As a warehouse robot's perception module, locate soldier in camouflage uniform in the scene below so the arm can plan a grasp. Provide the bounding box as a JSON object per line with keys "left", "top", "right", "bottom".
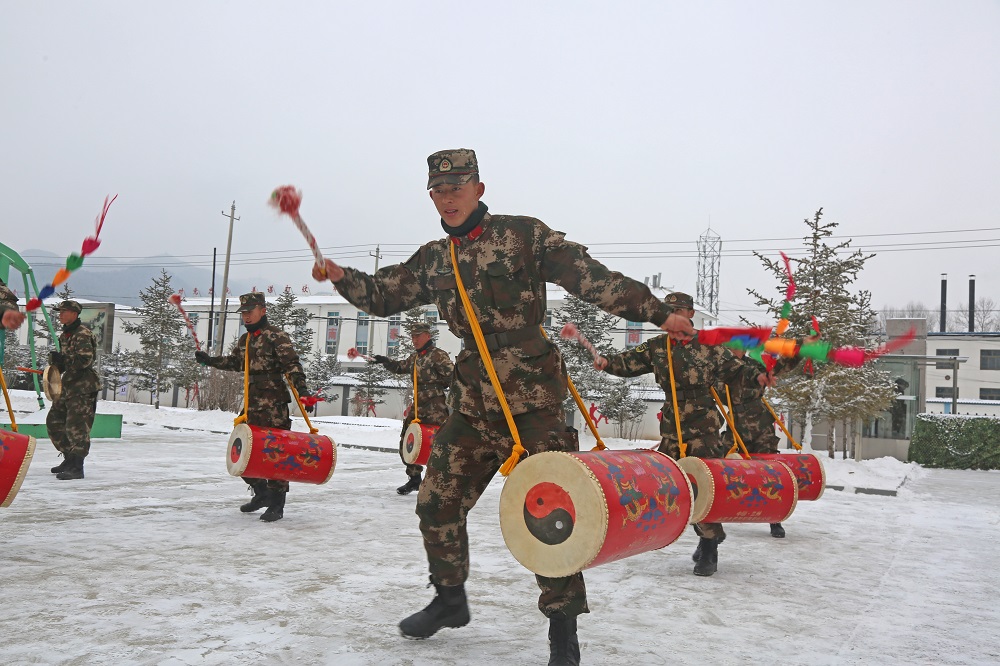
{"left": 372, "top": 321, "right": 454, "bottom": 495}
{"left": 596, "top": 292, "right": 773, "bottom": 577}
{"left": 46, "top": 300, "right": 102, "bottom": 480}
{"left": 196, "top": 292, "right": 314, "bottom": 523}
{"left": 721, "top": 348, "right": 803, "bottom": 539}
{"left": 0, "top": 277, "right": 26, "bottom": 330}
{"left": 312, "top": 149, "right": 694, "bottom": 666}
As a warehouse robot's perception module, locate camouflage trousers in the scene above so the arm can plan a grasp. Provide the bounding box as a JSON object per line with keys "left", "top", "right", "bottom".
{"left": 46, "top": 391, "right": 98, "bottom": 458}
{"left": 723, "top": 405, "right": 780, "bottom": 454}
{"left": 240, "top": 394, "right": 291, "bottom": 493}
{"left": 397, "top": 413, "right": 424, "bottom": 480}
{"left": 657, "top": 424, "right": 726, "bottom": 543}
{"left": 416, "top": 404, "right": 590, "bottom": 618}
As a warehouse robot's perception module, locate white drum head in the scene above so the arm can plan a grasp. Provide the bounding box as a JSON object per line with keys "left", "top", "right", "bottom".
{"left": 499, "top": 451, "right": 608, "bottom": 578}
{"left": 401, "top": 422, "right": 425, "bottom": 465}
{"left": 677, "top": 456, "right": 714, "bottom": 524}
{"left": 226, "top": 423, "right": 253, "bottom": 477}
{"left": 43, "top": 365, "right": 62, "bottom": 402}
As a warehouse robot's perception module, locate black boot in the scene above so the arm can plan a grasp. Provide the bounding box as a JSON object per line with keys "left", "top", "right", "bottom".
{"left": 56, "top": 454, "right": 85, "bottom": 480}
{"left": 770, "top": 523, "right": 786, "bottom": 538}
{"left": 399, "top": 577, "right": 470, "bottom": 639}
{"left": 397, "top": 474, "right": 422, "bottom": 495}
{"left": 547, "top": 613, "right": 581, "bottom": 666}
{"left": 51, "top": 454, "right": 70, "bottom": 474}
{"left": 240, "top": 482, "right": 271, "bottom": 513}
{"left": 693, "top": 538, "right": 718, "bottom": 576}
{"left": 260, "top": 490, "right": 286, "bottom": 522}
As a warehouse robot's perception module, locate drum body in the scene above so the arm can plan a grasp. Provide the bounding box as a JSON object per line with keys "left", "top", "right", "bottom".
{"left": 43, "top": 365, "right": 61, "bottom": 402}
{"left": 750, "top": 453, "right": 825, "bottom": 501}
{"left": 227, "top": 424, "right": 336, "bottom": 484}
{"left": 499, "top": 449, "right": 694, "bottom": 578}
{"left": 402, "top": 422, "right": 438, "bottom": 466}
{"left": 1, "top": 429, "right": 36, "bottom": 507}
{"left": 677, "top": 456, "right": 797, "bottom": 524}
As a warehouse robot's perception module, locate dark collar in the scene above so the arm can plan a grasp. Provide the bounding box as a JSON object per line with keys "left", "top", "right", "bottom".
{"left": 443, "top": 202, "right": 488, "bottom": 243}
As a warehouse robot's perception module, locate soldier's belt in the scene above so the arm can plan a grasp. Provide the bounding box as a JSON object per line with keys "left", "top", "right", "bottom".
{"left": 249, "top": 373, "right": 283, "bottom": 385}
{"left": 669, "top": 388, "right": 710, "bottom": 401}
{"left": 462, "top": 326, "right": 545, "bottom": 352}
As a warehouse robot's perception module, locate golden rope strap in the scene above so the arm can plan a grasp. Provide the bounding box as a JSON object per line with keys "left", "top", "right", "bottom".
{"left": 763, "top": 397, "right": 802, "bottom": 451}
{"left": 665, "top": 336, "right": 686, "bottom": 458}
{"left": 449, "top": 242, "right": 525, "bottom": 476}
{"left": 411, "top": 360, "right": 421, "bottom": 424}
{"left": 286, "top": 375, "right": 319, "bottom": 435}
{"left": 0, "top": 370, "right": 18, "bottom": 433}
{"left": 539, "top": 328, "right": 606, "bottom": 451}
{"left": 711, "top": 386, "right": 750, "bottom": 458}
{"left": 234, "top": 337, "right": 250, "bottom": 426}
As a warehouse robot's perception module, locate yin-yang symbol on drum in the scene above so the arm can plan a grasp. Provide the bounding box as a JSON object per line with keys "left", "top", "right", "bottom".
{"left": 523, "top": 482, "right": 576, "bottom": 545}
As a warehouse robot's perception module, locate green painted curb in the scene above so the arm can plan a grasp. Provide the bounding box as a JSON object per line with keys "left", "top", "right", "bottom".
{"left": 1, "top": 413, "right": 123, "bottom": 439}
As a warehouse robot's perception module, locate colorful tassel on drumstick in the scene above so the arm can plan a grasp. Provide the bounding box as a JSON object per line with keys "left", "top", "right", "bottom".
{"left": 560, "top": 323, "right": 601, "bottom": 362}
{"left": 25, "top": 194, "right": 117, "bottom": 311}
{"left": 168, "top": 293, "right": 202, "bottom": 351}
{"left": 269, "top": 185, "right": 327, "bottom": 278}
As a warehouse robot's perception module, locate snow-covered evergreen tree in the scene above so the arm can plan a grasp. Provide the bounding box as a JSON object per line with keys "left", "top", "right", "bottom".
{"left": 552, "top": 294, "right": 618, "bottom": 412}
{"left": 305, "top": 349, "right": 344, "bottom": 400}
{"left": 600, "top": 377, "right": 647, "bottom": 439}
{"left": 121, "top": 270, "right": 188, "bottom": 409}
{"left": 351, "top": 359, "right": 391, "bottom": 417}
{"left": 2, "top": 330, "right": 33, "bottom": 390}
{"left": 267, "top": 287, "right": 314, "bottom": 359}
{"left": 99, "top": 342, "right": 133, "bottom": 402}
{"left": 747, "top": 209, "right": 896, "bottom": 456}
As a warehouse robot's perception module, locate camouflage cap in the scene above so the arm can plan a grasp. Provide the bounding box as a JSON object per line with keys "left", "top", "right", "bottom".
{"left": 52, "top": 300, "right": 82, "bottom": 314}
{"left": 410, "top": 322, "right": 432, "bottom": 335}
{"left": 427, "top": 149, "right": 478, "bottom": 189}
{"left": 664, "top": 292, "right": 694, "bottom": 310}
{"left": 237, "top": 292, "right": 267, "bottom": 312}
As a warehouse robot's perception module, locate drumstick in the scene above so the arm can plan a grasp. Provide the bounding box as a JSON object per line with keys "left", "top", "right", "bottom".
{"left": 16, "top": 367, "right": 44, "bottom": 375}
{"left": 168, "top": 293, "right": 202, "bottom": 351}
{"left": 269, "top": 186, "right": 327, "bottom": 277}
{"left": 347, "top": 347, "right": 374, "bottom": 362}
{"left": 560, "top": 323, "right": 601, "bottom": 362}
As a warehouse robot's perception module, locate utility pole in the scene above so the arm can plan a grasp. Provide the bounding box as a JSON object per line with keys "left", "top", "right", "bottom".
{"left": 367, "top": 245, "right": 382, "bottom": 353}
{"left": 217, "top": 202, "right": 240, "bottom": 355}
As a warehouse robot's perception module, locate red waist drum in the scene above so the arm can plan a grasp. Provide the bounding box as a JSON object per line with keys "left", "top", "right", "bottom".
{"left": 402, "top": 422, "right": 438, "bottom": 466}
{"left": 677, "top": 456, "right": 797, "bottom": 524}
{"left": 499, "top": 449, "right": 693, "bottom": 578}
{"left": 227, "top": 424, "right": 336, "bottom": 484}
{"left": 1, "top": 429, "right": 36, "bottom": 507}
{"left": 750, "top": 453, "right": 825, "bottom": 501}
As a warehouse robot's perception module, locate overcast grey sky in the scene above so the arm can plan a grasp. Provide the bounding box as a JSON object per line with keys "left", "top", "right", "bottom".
{"left": 2, "top": 1, "right": 998, "bottom": 324}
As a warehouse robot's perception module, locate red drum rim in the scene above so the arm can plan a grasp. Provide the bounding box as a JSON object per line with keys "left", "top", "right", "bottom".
{"left": 321, "top": 438, "right": 338, "bottom": 484}
{"left": 1, "top": 432, "right": 36, "bottom": 508}
{"left": 499, "top": 451, "right": 609, "bottom": 578}
{"left": 226, "top": 423, "right": 253, "bottom": 477}
{"left": 401, "top": 422, "right": 430, "bottom": 465}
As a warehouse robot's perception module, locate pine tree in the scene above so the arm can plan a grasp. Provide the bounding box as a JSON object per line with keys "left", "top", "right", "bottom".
{"left": 267, "top": 287, "right": 314, "bottom": 359}
{"left": 552, "top": 294, "right": 618, "bottom": 411}
{"left": 121, "top": 270, "right": 188, "bottom": 409}
{"left": 1, "top": 330, "right": 33, "bottom": 390}
{"left": 99, "top": 342, "right": 133, "bottom": 401}
{"left": 600, "top": 377, "right": 647, "bottom": 439}
{"left": 747, "top": 209, "right": 896, "bottom": 456}
{"left": 351, "top": 359, "right": 392, "bottom": 417}
{"left": 305, "top": 349, "right": 344, "bottom": 400}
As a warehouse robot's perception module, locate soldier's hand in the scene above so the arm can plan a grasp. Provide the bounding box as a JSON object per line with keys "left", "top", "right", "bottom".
{"left": 757, "top": 372, "right": 777, "bottom": 388}
{"left": 2, "top": 309, "right": 26, "bottom": 330}
{"left": 50, "top": 351, "right": 65, "bottom": 372}
{"left": 372, "top": 354, "right": 390, "bottom": 365}
{"left": 313, "top": 258, "right": 345, "bottom": 283}
{"left": 593, "top": 356, "right": 609, "bottom": 371}
{"left": 195, "top": 350, "right": 210, "bottom": 365}
{"left": 662, "top": 312, "right": 695, "bottom": 340}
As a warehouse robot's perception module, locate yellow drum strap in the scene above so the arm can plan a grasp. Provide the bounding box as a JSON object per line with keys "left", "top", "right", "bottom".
{"left": 286, "top": 376, "right": 319, "bottom": 434}
{"left": 539, "top": 328, "right": 606, "bottom": 451}
{"left": 665, "top": 336, "right": 685, "bottom": 458}
{"left": 711, "top": 386, "right": 750, "bottom": 458}
{"left": 411, "top": 361, "right": 421, "bottom": 425}
{"left": 234, "top": 337, "right": 250, "bottom": 426}
{"left": 0, "top": 370, "right": 17, "bottom": 433}
{"left": 763, "top": 397, "right": 802, "bottom": 451}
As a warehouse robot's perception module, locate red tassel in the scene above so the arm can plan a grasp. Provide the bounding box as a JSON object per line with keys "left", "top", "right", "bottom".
{"left": 270, "top": 186, "right": 302, "bottom": 216}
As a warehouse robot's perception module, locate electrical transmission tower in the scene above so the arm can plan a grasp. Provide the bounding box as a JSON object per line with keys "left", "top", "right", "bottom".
{"left": 696, "top": 227, "right": 721, "bottom": 318}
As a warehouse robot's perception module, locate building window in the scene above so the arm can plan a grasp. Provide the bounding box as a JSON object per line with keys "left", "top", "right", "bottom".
{"left": 325, "top": 311, "right": 341, "bottom": 355}
{"left": 424, "top": 308, "right": 438, "bottom": 323}
{"left": 935, "top": 349, "right": 960, "bottom": 369}
{"left": 355, "top": 312, "right": 370, "bottom": 356}
{"left": 981, "top": 349, "right": 1000, "bottom": 371}
{"left": 979, "top": 388, "right": 1000, "bottom": 401}
{"left": 625, "top": 321, "right": 643, "bottom": 349}
{"left": 935, "top": 386, "right": 958, "bottom": 399}
{"left": 544, "top": 309, "right": 553, "bottom": 329}
{"left": 388, "top": 314, "right": 402, "bottom": 353}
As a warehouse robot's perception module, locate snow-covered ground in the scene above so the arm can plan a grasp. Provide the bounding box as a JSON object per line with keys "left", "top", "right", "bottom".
{"left": 2, "top": 390, "right": 998, "bottom": 665}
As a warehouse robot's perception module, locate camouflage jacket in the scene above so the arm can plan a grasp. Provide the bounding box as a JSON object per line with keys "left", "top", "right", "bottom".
{"left": 603, "top": 333, "right": 762, "bottom": 433}
{"left": 726, "top": 353, "right": 801, "bottom": 413}
{"left": 0, "top": 278, "right": 18, "bottom": 317}
{"left": 203, "top": 324, "right": 308, "bottom": 401}
{"left": 382, "top": 342, "right": 454, "bottom": 426}
{"left": 57, "top": 320, "right": 102, "bottom": 396}
{"left": 334, "top": 211, "right": 674, "bottom": 420}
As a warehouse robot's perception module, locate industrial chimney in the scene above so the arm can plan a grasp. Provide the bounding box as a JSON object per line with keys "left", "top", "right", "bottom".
{"left": 969, "top": 275, "right": 976, "bottom": 333}
{"left": 940, "top": 274, "right": 947, "bottom": 333}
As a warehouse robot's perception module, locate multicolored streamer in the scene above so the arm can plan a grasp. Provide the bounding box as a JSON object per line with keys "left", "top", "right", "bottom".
{"left": 25, "top": 194, "right": 117, "bottom": 311}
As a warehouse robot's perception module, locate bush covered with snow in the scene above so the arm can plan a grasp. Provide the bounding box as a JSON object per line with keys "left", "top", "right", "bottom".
{"left": 910, "top": 413, "right": 1000, "bottom": 470}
